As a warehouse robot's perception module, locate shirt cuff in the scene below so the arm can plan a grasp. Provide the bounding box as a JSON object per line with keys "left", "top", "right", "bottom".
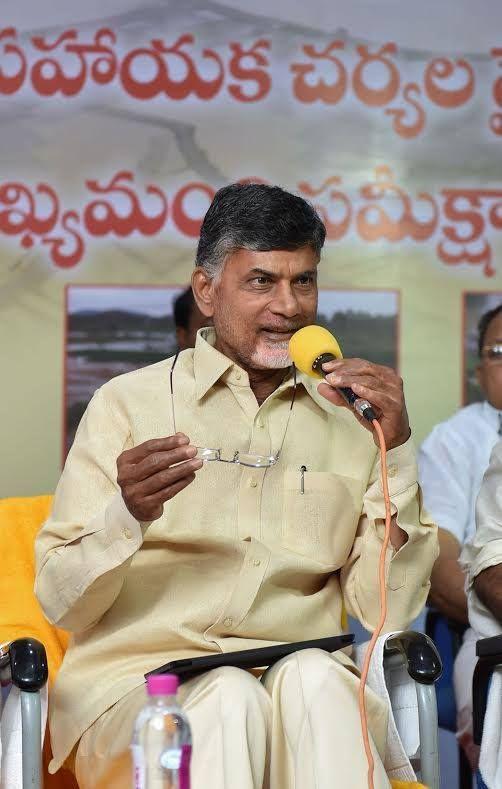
{"left": 103, "top": 493, "right": 146, "bottom": 557}
{"left": 467, "top": 543, "right": 502, "bottom": 587}
{"left": 379, "top": 436, "right": 418, "bottom": 496}
{"left": 56, "top": 493, "right": 147, "bottom": 604}
{"left": 364, "top": 435, "right": 419, "bottom": 523}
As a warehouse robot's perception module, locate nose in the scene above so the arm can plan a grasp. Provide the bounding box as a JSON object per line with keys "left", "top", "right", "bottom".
{"left": 269, "top": 282, "right": 300, "bottom": 318}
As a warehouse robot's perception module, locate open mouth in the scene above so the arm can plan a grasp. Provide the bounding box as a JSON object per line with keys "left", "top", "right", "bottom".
{"left": 260, "top": 329, "right": 297, "bottom": 341}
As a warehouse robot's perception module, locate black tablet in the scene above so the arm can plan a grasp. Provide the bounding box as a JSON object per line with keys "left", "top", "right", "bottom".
{"left": 145, "top": 633, "right": 354, "bottom": 683}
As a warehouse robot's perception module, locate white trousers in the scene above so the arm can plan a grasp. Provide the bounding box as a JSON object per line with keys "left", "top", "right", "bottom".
{"left": 74, "top": 648, "right": 390, "bottom": 788}
{"left": 453, "top": 628, "right": 480, "bottom": 769}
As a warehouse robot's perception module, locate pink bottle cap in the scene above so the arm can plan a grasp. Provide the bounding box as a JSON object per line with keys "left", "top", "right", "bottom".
{"left": 146, "top": 674, "right": 179, "bottom": 696}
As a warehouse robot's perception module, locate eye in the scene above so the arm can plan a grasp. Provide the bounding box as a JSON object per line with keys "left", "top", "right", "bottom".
{"left": 250, "top": 276, "right": 271, "bottom": 286}
{"left": 296, "top": 273, "right": 315, "bottom": 286}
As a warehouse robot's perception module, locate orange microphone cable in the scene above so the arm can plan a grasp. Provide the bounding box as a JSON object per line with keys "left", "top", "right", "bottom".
{"left": 358, "top": 418, "right": 393, "bottom": 789}
{"left": 287, "top": 325, "right": 397, "bottom": 789}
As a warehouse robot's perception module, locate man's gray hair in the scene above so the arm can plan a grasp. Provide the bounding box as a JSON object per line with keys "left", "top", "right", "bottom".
{"left": 195, "top": 183, "right": 326, "bottom": 279}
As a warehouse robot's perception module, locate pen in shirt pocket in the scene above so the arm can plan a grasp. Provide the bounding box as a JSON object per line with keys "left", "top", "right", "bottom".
{"left": 300, "top": 465, "right": 307, "bottom": 494}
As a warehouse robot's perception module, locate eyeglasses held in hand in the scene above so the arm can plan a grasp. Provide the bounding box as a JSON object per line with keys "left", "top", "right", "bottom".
{"left": 169, "top": 352, "right": 297, "bottom": 468}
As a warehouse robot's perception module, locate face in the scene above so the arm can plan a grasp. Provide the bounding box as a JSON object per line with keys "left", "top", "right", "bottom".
{"left": 192, "top": 247, "right": 318, "bottom": 371}
{"left": 477, "top": 312, "right": 502, "bottom": 410}
{"left": 176, "top": 302, "right": 210, "bottom": 351}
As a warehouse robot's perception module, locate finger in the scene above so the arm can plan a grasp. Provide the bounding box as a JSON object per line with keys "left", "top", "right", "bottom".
{"left": 350, "top": 382, "right": 402, "bottom": 414}
{"left": 126, "top": 457, "right": 203, "bottom": 498}
{"left": 120, "top": 434, "right": 190, "bottom": 465}
{"left": 142, "top": 473, "right": 197, "bottom": 509}
{"left": 318, "top": 382, "right": 355, "bottom": 410}
{"left": 322, "top": 358, "right": 396, "bottom": 379}
{"left": 323, "top": 372, "right": 382, "bottom": 391}
{"left": 319, "top": 379, "right": 386, "bottom": 417}
{"left": 317, "top": 383, "right": 375, "bottom": 430}
{"left": 119, "top": 444, "right": 198, "bottom": 485}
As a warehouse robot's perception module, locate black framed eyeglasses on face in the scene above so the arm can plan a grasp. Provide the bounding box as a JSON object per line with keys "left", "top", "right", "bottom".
{"left": 481, "top": 343, "right": 502, "bottom": 363}
{"left": 169, "top": 352, "right": 297, "bottom": 468}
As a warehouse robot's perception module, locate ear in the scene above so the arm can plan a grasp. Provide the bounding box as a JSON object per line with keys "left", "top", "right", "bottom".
{"left": 192, "top": 267, "right": 215, "bottom": 318}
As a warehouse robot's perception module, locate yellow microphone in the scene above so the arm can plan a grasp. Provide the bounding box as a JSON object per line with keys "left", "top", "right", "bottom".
{"left": 289, "top": 325, "right": 376, "bottom": 422}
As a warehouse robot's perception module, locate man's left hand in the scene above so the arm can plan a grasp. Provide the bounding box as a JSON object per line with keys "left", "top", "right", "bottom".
{"left": 318, "top": 358, "right": 411, "bottom": 450}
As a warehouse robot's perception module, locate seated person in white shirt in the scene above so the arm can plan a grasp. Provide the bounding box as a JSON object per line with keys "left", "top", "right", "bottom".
{"left": 459, "top": 438, "right": 502, "bottom": 786}
{"left": 418, "top": 303, "right": 502, "bottom": 765}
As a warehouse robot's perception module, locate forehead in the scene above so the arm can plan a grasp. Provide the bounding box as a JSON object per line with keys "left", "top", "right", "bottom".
{"left": 224, "top": 247, "right": 319, "bottom": 276}
{"left": 484, "top": 312, "right": 502, "bottom": 343}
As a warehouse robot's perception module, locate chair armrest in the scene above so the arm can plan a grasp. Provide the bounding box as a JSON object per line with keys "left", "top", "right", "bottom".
{"left": 472, "top": 636, "right": 502, "bottom": 746}
{"left": 9, "top": 638, "right": 48, "bottom": 692}
{"left": 383, "top": 630, "right": 443, "bottom": 684}
{"left": 476, "top": 634, "right": 502, "bottom": 659}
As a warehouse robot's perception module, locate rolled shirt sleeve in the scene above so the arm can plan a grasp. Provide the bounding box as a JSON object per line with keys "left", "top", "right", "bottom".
{"left": 35, "top": 386, "right": 147, "bottom": 632}
{"left": 341, "top": 437, "right": 439, "bottom": 632}
{"left": 461, "top": 439, "right": 502, "bottom": 586}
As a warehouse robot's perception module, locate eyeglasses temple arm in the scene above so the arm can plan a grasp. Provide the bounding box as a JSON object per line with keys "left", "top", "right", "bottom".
{"left": 169, "top": 351, "right": 180, "bottom": 435}
{"left": 276, "top": 365, "right": 297, "bottom": 461}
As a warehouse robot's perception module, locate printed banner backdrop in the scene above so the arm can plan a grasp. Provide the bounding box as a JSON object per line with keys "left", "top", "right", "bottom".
{"left": 1, "top": 0, "right": 502, "bottom": 497}
{"left": 64, "top": 286, "right": 399, "bottom": 456}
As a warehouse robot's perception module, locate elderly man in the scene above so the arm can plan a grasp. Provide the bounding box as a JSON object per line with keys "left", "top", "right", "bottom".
{"left": 35, "top": 183, "right": 437, "bottom": 789}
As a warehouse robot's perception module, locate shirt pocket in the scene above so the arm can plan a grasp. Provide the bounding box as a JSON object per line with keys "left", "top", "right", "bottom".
{"left": 282, "top": 469, "right": 364, "bottom": 567}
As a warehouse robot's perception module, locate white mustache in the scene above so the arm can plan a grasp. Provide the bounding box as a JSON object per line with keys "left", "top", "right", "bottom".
{"left": 260, "top": 326, "right": 302, "bottom": 333}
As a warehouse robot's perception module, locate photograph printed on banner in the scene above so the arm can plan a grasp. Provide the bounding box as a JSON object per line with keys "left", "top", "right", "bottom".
{"left": 464, "top": 292, "right": 502, "bottom": 405}
{"left": 64, "top": 285, "right": 400, "bottom": 459}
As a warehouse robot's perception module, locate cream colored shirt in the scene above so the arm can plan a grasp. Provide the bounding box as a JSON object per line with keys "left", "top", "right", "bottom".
{"left": 35, "top": 329, "right": 438, "bottom": 771}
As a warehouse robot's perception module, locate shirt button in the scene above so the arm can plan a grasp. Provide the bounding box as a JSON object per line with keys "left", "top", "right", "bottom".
{"left": 249, "top": 479, "right": 258, "bottom": 488}
{"left": 223, "top": 617, "right": 233, "bottom": 628}
{"left": 235, "top": 372, "right": 242, "bottom": 381}
{"left": 257, "top": 419, "right": 264, "bottom": 428}
{"left": 123, "top": 527, "right": 133, "bottom": 539}
{"left": 252, "top": 559, "right": 261, "bottom": 567}
{"left": 387, "top": 464, "right": 398, "bottom": 478}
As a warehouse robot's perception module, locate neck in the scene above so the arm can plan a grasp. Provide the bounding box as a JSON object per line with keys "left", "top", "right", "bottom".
{"left": 213, "top": 336, "right": 289, "bottom": 405}
{"left": 247, "top": 367, "right": 290, "bottom": 405}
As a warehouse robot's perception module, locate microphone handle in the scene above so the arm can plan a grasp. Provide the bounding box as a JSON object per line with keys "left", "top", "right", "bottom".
{"left": 312, "top": 353, "right": 377, "bottom": 423}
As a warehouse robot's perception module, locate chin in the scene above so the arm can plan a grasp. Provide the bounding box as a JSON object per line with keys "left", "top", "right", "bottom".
{"left": 250, "top": 346, "right": 291, "bottom": 370}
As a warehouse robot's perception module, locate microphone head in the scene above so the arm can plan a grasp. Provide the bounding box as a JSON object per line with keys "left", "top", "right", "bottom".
{"left": 289, "top": 325, "right": 343, "bottom": 378}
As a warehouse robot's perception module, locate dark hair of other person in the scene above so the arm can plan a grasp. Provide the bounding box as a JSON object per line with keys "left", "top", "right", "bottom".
{"left": 173, "top": 286, "right": 209, "bottom": 351}
{"left": 478, "top": 303, "right": 502, "bottom": 356}
{"left": 195, "top": 183, "right": 326, "bottom": 278}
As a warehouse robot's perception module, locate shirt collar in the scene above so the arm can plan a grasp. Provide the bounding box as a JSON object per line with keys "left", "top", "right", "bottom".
{"left": 193, "top": 327, "right": 314, "bottom": 402}
{"left": 483, "top": 400, "right": 502, "bottom": 432}
{"left": 193, "top": 328, "right": 236, "bottom": 400}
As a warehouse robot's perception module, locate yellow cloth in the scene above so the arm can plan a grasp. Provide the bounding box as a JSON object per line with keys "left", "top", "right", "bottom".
{"left": 35, "top": 327, "right": 438, "bottom": 773}
{"left": 0, "top": 495, "right": 68, "bottom": 681}
{"left": 0, "top": 495, "right": 76, "bottom": 789}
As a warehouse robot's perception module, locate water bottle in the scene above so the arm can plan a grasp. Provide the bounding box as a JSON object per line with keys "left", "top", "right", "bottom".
{"left": 131, "top": 673, "right": 192, "bottom": 788}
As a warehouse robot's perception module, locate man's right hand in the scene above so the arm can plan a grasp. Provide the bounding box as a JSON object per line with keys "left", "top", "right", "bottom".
{"left": 117, "top": 433, "right": 203, "bottom": 522}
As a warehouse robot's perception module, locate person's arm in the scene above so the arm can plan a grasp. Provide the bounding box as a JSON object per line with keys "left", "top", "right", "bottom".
{"left": 317, "top": 358, "right": 438, "bottom": 632}
{"left": 35, "top": 384, "right": 201, "bottom": 633}
{"left": 428, "top": 528, "right": 468, "bottom": 624}
{"left": 474, "top": 564, "right": 502, "bottom": 624}
{"left": 340, "top": 437, "right": 438, "bottom": 631}
{"left": 418, "top": 423, "right": 472, "bottom": 624}
{"left": 463, "top": 440, "right": 502, "bottom": 625}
